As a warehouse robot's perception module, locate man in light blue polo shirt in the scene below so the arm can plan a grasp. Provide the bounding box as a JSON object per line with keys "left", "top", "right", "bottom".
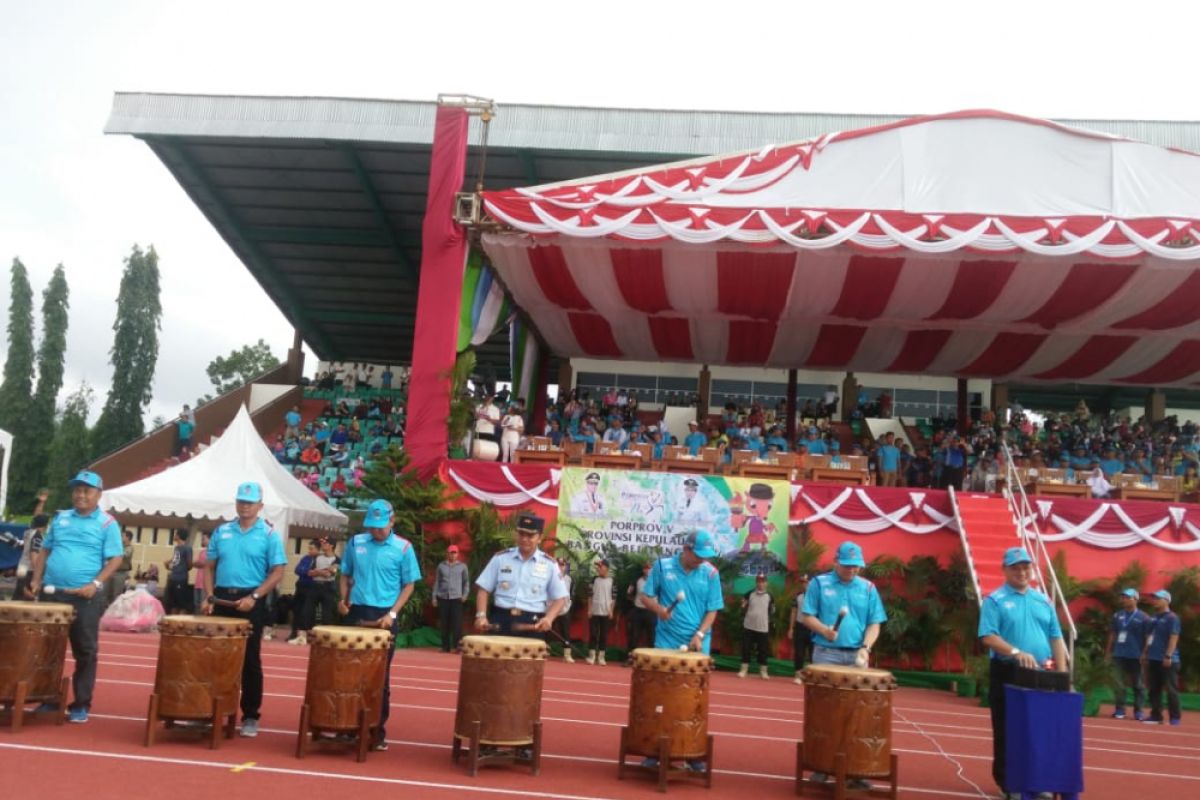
{"left": 28, "top": 470, "right": 124, "bottom": 724}
{"left": 339, "top": 499, "right": 421, "bottom": 750}
{"left": 977, "top": 547, "right": 1066, "bottom": 799}
{"left": 877, "top": 434, "right": 901, "bottom": 487}
{"left": 801, "top": 540, "right": 887, "bottom": 788}
{"left": 640, "top": 530, "right": 725, "bottom": 655}
{"left": 202, "top": 481, "right": 286, "bottom": 737}
{"left": 475, "top": 513, "right": 567, "bottom": 639}
{"left": 683, "top": 421, "right": 708, "bottom": 456}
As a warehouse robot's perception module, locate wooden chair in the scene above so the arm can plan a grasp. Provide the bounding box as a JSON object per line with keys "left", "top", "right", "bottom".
{"left": 737, "top": 462, "right": 793, "bottom": 481}
{"left": 662, "top": 445, "right": 686, "bottom": 461}
{"left": 527, "top": 436, "right": 552, "bottom": 450}
{"left": 846, "top": 455, "right": 868, "bottom": 472}
{"left": 596, "top": 440, "right": 619, "bottom": 456}
{"left": 514, "top": 449, "right": 566, "bottom": 466}
{"left": 563, "top": 441, "right": 587, "bottom": 463}
{"left": 699, "top": 447, "right": 723, "bottom": 465}
{"left": 628, "top": 442, "right": 653, "bottom": 466}
{"left": 806, "top": 454, "right": 830, "bottom": 470}
{"left": 660, "top": 458, "right": 716, "bottom": 475}
{"left": 730, "top": 449, "right": 759, "bottom": 470}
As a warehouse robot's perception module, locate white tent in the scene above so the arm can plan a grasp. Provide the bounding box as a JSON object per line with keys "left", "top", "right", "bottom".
{"left": 103, "top": 405, "right": 348, "bottom": 536}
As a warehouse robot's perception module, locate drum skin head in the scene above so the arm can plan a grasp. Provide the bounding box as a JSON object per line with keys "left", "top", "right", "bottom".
{"left": 0, "top": 601, "right": 76, "bottom": 625}
{"left": 802, "top": 664, "right": 897, "bottom": 690}
{"left": 159, "top": 614, "right": 251, "bottom": 638}
{"left": 309, "top": 624, "right": 393, "bottom": 650}
{"left": 630, "top": 647, "right": 714, "bottom": 674}
{"left": 460, "top": 635, "right": 548, "bottom": 660}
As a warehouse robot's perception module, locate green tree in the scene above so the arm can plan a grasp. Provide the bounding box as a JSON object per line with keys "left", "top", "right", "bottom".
{"left": 206, "top": 338, "right": 280, "bottom": 395}
{"left": 17, "top": 265, "right": 71, "bottom": 502}
{"left": 91, "top": 245, "right": 162, "bottom": 457}
{"left": 45, "top": 384, "right": 94, "bottom": 509}
{"left": 0, "top": 258, "right": 36, "bottom": 510}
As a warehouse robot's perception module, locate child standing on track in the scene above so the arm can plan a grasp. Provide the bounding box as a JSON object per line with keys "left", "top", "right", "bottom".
{"left": 587, "top": 559, "right": 615, "bottom": 665}
{"left": 739, "top": 573, "right": 774, "bottom": 679}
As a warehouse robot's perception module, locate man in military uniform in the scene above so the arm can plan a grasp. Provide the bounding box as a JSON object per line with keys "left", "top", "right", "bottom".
{"left": 28, "top": 471, "right": 124, "bottom": 723}
{"left": 474, "top": 513, "right": 567, "bottom": 639}
{"left": 201, "top": 481, "right": 287, "bottom": 738}
{"left": 338, "top": 499, "right": 421, "bottom": 750}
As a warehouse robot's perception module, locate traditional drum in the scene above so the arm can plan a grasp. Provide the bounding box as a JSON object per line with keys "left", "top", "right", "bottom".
{"left": 452, "top": 635, "right": 547, "bottom": 776}
{"left": 296, "top": 625, "right": 392, "bottom": 762}
{"left": 144, "top": 615, "right": 250, "bottom": 748}
{"left": 618, "top": 648, "right": 714, "bottom": 791}
{"left": 0, "top": 601, "right": 74, "bottom": 730}
{"left": 795, "top": 664, "right": 899, "bottom": 798}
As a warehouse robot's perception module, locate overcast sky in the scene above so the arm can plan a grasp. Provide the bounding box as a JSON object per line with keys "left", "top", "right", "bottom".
{"left": 1, "top": 0, "right": 1197, "bottom": 426}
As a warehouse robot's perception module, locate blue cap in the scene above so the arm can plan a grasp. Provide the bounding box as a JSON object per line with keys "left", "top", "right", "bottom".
{"left": 363, "top": 499, "right": 393, "bottom": 528}
{"left": 1153, "top": 589, "right": 1172, "bottom": 603}
{"left": 835, "top": 541, "right": 866, "bottom": 567}
{"left": 1121, "top": 588, "right": 1140, "bottom": 599}
{"left": 1003, "top": 547, "right": 1033, "bottom": 567}
{"left": 68, "top": 470, "right": 103, "bottom": 490}
{"left": 235, "top": 482, "right": 263, "bottom": 503}
{"left": 685, "top": 529, "right": 718, "bottom": 558}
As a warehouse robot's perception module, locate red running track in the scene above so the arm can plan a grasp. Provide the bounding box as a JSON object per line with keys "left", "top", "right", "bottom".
{"left": 1, "top": 631, "right": 1196, "bottom": 799}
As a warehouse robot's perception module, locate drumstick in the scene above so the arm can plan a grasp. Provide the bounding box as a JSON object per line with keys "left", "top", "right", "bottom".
{"left": 831, "top": 606, "right": 848, "bottom": 634}
{"left": 205, "top": 594, "right": 242, "bottom": 609}
{"left": 665, "top": 590, "right": 686, "bottom": 614}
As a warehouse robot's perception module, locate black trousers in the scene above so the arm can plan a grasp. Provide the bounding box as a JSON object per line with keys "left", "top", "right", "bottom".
{"left": 588, "top": 615, "right": 610, "bottom": 652}
{"left": 343, "top": 604, "right": 399, "bottom": 739}
{"left": 437, "top": 597, "right": 464, "bottom": 651}
{"left": 213, "top": 587, "right": 268, "bottom": 721}
{"left": 1146, "top": 660, "right": 1181, "bottom": 722}
{"left": 742, "top": 629, "right": 770, "bottom": 666}
{"left": 942, "top": 466, "right": 964, "bottom": 490}
{"left": 626, "top": 607, "right": 655, "bottom": 654}
{"left": 166, "top": 579, "right": 192, "bottom": 614}
{"left": 43, "top": 591, "right": 105, "bottom": 712}
{"left": 554, "top": 609, "right": 573, "bottom": 649}
{"left": 300, "top": 582, "right": 338, "bottom": 630}
{"left": 988, "top": 659, "right": 1016, "bottom": 791}
{"left": 487, "top": 608, "right": 546, "bottom": 641}
{"left": 290, "top": 584, "right": 313, "bottom": 635}
{"left": 792, "top": 624, "right": 813, "bottom": 670}
{"left": 1113, "top": 656, "right": 1145, "bottom": 713}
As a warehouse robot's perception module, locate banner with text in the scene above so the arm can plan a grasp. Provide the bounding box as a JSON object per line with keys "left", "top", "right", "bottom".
{"left": 557, "top": 467, "right": 790, "bottom": 588}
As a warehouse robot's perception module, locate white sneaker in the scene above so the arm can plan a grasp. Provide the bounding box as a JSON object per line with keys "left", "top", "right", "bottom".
{"left": 759, "top": 666, "right": 770, "bottom": 680}
{"left": 597, "top": 653, "right": 607, "bottom": 666}
{"left": 563, "top": 651, "right": 574, "bottom": 663}
{"left": 240, "top": 718, "right": 259, "bottom": 738}
{"left": 737, "top": 664, "right": 748, "bottom": 678}
{"left": 586, "top": 650, "right": 596, "bottom": 665}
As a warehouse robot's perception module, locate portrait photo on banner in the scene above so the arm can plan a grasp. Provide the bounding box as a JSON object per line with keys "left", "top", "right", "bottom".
{"left": 557, "top": 467, "right": 790, "bottom": 590}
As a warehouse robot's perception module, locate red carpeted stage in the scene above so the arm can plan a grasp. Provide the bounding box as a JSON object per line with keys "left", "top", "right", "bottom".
{"left": 2, "top": 631, "right": 1195, "bottom": 799}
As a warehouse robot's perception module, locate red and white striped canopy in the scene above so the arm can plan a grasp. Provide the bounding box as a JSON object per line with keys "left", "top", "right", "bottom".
{"left": 481, "top": 111, "right": 1200, "bottom": 385}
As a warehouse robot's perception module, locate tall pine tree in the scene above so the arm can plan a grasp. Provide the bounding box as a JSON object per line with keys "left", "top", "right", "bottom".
{"left": 91, "top": 245, "right": 162, "bottom": 457}
{"left": 0, "top": 259, "right": 36, "bottom": 511}
{"left": 19, "top": 265, "right": 70, "bottom": 498}
{"left": 46, "top": 384, "right": 93, "bottom": 510}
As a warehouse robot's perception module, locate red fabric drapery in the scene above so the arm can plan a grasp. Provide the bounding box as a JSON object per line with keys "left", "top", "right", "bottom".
{"left": 406, "top": 106, "right": 470, "bottom": 477}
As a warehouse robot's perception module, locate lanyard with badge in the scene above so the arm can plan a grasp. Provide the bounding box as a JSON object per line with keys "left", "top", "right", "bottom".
{"left": 1117, "top": 610, "right": 1134, "bottom": 645}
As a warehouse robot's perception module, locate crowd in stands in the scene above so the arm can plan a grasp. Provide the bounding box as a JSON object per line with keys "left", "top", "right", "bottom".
{"left": 273, "top": 388, "right": 407, "bottom": 509}
{"left": 482, "top": 386, "right": 1199, "bottom": 500}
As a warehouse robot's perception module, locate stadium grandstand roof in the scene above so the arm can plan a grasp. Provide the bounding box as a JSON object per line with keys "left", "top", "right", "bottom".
{"left": 106, "top": 92, "right": 1200, "bottom": 381}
